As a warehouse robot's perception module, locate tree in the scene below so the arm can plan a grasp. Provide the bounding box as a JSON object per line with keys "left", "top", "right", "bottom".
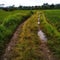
{"left": 50, "top": 4, "right": 55, "bottom": 9}
{"left": 0, "top": 4, "right": 4, "bottom": 9}
{"left": 42, "top": 3, "right": 50, "bottom": 9}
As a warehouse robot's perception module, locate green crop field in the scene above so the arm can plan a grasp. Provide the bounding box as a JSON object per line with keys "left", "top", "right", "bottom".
{"left": 0, "top": 9, "right": 60, "bottom": 60}
{"left": 0, "top": 10, "right": 33, "bottom": 57}
{"left": 44, "top": 10, "right": 60, "bottom": 32}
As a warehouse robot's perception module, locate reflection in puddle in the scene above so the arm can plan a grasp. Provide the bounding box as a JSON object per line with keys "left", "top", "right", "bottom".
{"left": 38, "top": 30, "right": 47, "bottom": 41}
{"left": 38, "top": 15, "right": 47, "bottom": 42}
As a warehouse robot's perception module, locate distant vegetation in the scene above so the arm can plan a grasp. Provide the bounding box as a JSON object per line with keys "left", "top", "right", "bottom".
{"left": 0, "top": 3, "right": 60, "bottom": 11}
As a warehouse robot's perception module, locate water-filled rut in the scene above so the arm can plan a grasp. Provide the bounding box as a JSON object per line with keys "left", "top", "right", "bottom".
{"left": 37, "top": 13, "right": 54, "bottom": 60}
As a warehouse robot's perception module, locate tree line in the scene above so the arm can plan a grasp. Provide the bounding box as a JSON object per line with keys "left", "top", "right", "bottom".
{"left": 0, "top": 3, "right": 60, "bottom": 11}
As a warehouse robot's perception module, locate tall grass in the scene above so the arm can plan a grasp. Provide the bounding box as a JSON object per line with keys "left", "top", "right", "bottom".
{"left": 0, "top": 10, "right": 33, "bottom": 57}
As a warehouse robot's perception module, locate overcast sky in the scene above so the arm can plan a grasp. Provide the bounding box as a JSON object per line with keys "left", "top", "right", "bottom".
{"left": 0, "top": 0, "right": 60, "bottom": 6}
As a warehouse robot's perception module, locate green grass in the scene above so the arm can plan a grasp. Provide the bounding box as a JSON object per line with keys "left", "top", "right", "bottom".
{"left": 0, "top": 10, "right": 33, "bottom": 57}
{"left": 40, "top": 11, "right": 60, "bottom": 59}
{"left": 44, "top": 10, "right": 60, "bottom": 32}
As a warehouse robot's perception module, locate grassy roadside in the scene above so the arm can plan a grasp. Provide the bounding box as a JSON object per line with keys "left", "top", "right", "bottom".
{"left": 40, "top": 11, "right": 60, "bottom": 59}
{"left": 0, "top": 10, "right": 33, "bottom": 57}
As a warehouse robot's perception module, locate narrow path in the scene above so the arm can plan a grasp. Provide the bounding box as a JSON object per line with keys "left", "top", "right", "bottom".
{"left": 37, "top": 13, "right": 54, "bottom": 60}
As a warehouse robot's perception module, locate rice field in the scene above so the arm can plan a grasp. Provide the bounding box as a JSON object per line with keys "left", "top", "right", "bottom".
{"left": 44, "top": 10, "right": 60, "bottom": 32}
{"left": 0, "top": 9, "right": 60, "bottom": 60}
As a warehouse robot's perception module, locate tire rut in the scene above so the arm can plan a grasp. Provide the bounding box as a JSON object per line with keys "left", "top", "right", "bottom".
{"left": 38, "top": 12, "right": 55, "bottom": 60}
